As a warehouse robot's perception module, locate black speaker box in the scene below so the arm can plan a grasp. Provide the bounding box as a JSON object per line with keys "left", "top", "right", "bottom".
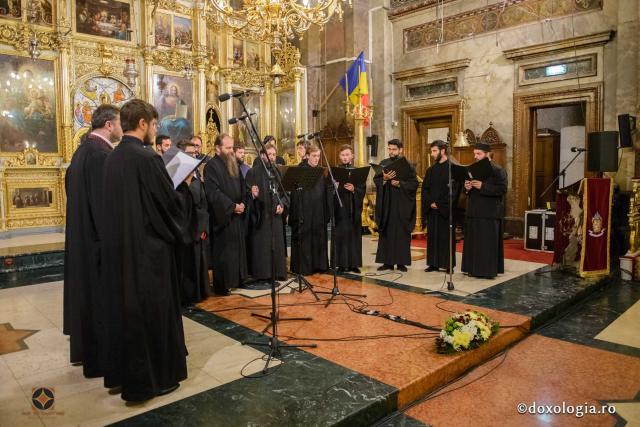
{"left": 587, "top": 131, "right": 618, "bottom": 172}
{"left": 618, "top": 114, "right": 636, "bottom": 148}
{"left": 367, "top": 135, "right": 378, "bottom": 157}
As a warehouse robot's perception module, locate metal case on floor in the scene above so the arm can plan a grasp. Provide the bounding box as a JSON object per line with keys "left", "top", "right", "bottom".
{"left": 524, "top": 209, "right": 556, "bottom": 252}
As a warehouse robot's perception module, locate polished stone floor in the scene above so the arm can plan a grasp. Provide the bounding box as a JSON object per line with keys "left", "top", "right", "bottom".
{"left": 0, "top": 232, "right": 638, "bottom": 426}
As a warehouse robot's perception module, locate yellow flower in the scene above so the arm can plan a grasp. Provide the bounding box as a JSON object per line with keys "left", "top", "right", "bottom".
{"left": 452, "top": 329, "right": 473, "bottom": 350}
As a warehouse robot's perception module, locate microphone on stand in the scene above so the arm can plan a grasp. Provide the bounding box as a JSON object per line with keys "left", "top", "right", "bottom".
{"left": 570, "top": 147, "right": 587, "bottom": 152}
{"left": 297, "top": 131, "right": 321, "bottom": 140}
{"left": 218, "top": 90, "right": 254, "bottom": 103}
{"left": 228, "top": 112, "right": 256, "bottom": 125}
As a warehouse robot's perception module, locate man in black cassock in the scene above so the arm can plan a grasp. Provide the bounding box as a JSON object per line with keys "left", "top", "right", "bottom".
{"left": 64, "top": 104, "right": 122, "bottom": 379}
{"left": 175, "top": 139, "right": 209, "bottom": 304}
{"left": 334, "top": 145, "right": 365, "bottom": 273}
{"left": 421, "top": 139, "right": 461, "bottom": 273}
{"left": 289, "top": 145, "right": 329, "bottom": 275}
{"left": 101, "top": 99, "right": 189, "bottom": 402}
{"left": 246, "top": 143, "right": 288, "bottom": 285}
{"left": 204, "top": 133, "right": 257, "bottom": 295}
{"left": 374, "top": 139, "right": 418, "bottom": 272}
{"left": 461, "top": 141, "right": 507, "bottom": 279}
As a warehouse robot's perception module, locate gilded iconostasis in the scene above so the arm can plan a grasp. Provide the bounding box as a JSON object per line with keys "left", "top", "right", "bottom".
{"left": 0, "top": 0, "right": 308, "bottom": 232}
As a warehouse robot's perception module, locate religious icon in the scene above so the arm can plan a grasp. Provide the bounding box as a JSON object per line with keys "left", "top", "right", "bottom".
{"left": 246, "top": 42, "right": 260, "bottom": 70}
{"left": 26, "top": 0, "right": 53, "bottom": 25}
{"left": 0, "top": 0, "right": 21, "bottom": 19}
{"left": 12, "top": 188, "right": 52, "bottom": 208}
{"left": 154, "top": 12, "right": 171, "bottom": 47}
{"left": 0, "top": 54, "right": 57, "bottom": 153}
{"left": 75, "top": 0, "right": 132, "bottom": 41}
{"left": 73, "top": 76, "right": 134, "bottom": 134}
{"left": 173, "top": 16, "right": 192, "bottom": 50}
{"left": 153, "top": 74, "right": 193, "bottom": 144}
{"left": 232, "top": 38, "right": 244, "bottom": 66}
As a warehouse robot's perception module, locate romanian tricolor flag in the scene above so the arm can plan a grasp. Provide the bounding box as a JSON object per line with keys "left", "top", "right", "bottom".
{"left": 340, "top": 51, "right": 370, "bottom": 126}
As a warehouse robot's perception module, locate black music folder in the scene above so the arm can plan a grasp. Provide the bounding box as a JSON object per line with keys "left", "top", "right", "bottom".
{"left": 330, "top": 166, "right": 370, "bottom": 186}
{"left": 280, "top": 166, "right": 325, "bottom": 192}
{"left": 370, "top": 157, "right": 414, "bottom": 181}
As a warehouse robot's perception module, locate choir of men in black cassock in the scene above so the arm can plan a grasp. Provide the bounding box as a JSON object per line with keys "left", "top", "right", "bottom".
{"left": 334, "top": 145, "right": 365, "bottom": 273}
{"left": 175, "top": 139, "right": 210, "bottom": 304}
{"left": 245, "top": 143, "right": 288, "bottom": 285}
{"left": 421, "top": 140, "right": 461, "bottom": 273}
{"left": 289, "top": 144, "right": 330, "bottom": 275}
{"left": 461, "top": 141, "right": 508, "bottom": 279}
{"left": 64, "top": 104, "right": 122, "bottom": 379}
{"left": 100, "top": 99, "right": 189, "bottom": 401}
{"left": 204, "top": 133, "right": 258, "bottom": 295}
{"left": 374, "top": 139, "right": 418, "bottom": 272}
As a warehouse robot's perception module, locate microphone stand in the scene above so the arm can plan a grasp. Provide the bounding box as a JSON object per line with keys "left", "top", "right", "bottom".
{"left": 312, "top": 134, "right": 366, "bottom": 307}
{"left": 234, "top": 94, "right": 316, "bottom": 373}
{"left": 446, "top": 150, "right": 455, "bottom": 291}
{"left": 539, "top": 149, "right": 585, "bottom": 203}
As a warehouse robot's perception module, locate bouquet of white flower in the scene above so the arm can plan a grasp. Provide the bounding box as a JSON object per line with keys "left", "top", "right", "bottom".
{"left": 436, "top": 310, "right": 499, "bottom": 353}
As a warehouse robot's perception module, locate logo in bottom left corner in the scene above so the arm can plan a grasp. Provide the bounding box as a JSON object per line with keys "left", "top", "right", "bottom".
{"left": 31, "top": 387, "right": 55, "bottom": 411}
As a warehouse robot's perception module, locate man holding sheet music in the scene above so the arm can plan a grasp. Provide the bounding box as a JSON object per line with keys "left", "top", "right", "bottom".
{"left": 372, "top": 139, "right": 419, "bottom": 272}
{"left": 331, "top": 145, "right": 367, "bottom": 273}
{"left": 461, "top": 141, "right": 507, "bottom": 279}
{"left": 289, "top": 144, "right": 330, "bottom": 275}
{"left": 421, "top": 140, "right": 461, "bottom": 273}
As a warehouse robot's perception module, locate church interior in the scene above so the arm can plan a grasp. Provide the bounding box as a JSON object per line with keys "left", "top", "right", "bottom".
{"left": 1, "top": 0, "right": 640, "bottom": 425}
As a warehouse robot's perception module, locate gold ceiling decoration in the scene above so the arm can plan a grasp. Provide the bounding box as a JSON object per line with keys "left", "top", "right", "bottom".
{"left": 206, "top": 0, "right": 351, "bottom": 51}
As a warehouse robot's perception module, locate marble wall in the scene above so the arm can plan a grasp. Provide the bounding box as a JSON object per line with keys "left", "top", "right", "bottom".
{"left": 372, "top": 0, "right": 639, "bottom": 196}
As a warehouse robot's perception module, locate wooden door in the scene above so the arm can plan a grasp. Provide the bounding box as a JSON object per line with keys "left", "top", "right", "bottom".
{"left": 533, "top": 130, "right": 560, "bottom": 208}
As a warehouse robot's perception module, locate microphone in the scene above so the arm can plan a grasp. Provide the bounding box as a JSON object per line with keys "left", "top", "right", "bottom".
{"left": 570, "top": 147, "right": 587, "bottom": 152}
{"left": 218, "top": 90, "right": 254, "bottom": 102}
{"left": 228, "top": 112, "right": 256, "bottom": 125}
{"left": 296, "top": 131, "right": 321, "bottom": 140}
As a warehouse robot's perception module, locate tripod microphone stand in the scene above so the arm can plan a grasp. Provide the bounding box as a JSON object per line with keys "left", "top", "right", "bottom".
{"left": 312, "top": 134, "right": 366, "bottom": 307}
{"left": 233, "top": 94, "right": 316, "bottom": 372}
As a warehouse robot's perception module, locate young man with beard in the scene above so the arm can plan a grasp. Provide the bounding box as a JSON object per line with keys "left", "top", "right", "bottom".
{"left": 289, "top": 144, "right": 330, "bottom": 275}
{"left": 175, "top": 139, "right": 210, "bottom": 304}
{"left": 101, "top": 99, "right": 190, "bottom": 402}
{"left": 461, "top": 141, "right": 507, "bottom": 279}
{"left": 245, "top": 143, "right": 288, "bottom": 286}
{"left": 64, "top": 104, "right": 122, "bottom": 379}
{"left": 234, "top": 144, "right": 251, "bottom": 178}
{"left": 374, "top": 139, "right": 418, "bottom": 272}
{"left": 205, "top": 134, "right": 258, "bottom": 295}
{"left": 421, "top": 139, "right": 461, "bottom": 273}
{"left": 155, "top": 134, "right": 172, "bottom": 155}
{"left": 333, "top": 145, "right": 365, "bottom": 273}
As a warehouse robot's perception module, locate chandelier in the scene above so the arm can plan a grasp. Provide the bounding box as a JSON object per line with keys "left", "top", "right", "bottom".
{"left": 207, "top": 0, "right": 351, "bottom": 51}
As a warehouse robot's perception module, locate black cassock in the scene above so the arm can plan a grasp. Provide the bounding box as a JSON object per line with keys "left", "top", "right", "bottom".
{"left": 245, "top": 161, "right": 288, "bottom": 281}
{"left": 374, "top": 157, "right": 418, "bottom": 266}
{"left": 63, "top": 133, "right": 112, "bottom": 378}
{"left": 177, "top": 177, "right": 210, "bottom": 304}
{"left": 204, "top": 155, "right": 249, "bottom": 291}
{"left": 421, "top": 160, "right": 461, "bottom": 270}
{"left": 101, "top": 135, "right": 188, "bottom": 401}
{"left": 461, "top": 162, "right": 507, "bottom": 278}
{"left": 289, "top": 162, "right": 330, "bottom": 275}
{"left": 334, "top": 163, "right": 366, "bottom": 269}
